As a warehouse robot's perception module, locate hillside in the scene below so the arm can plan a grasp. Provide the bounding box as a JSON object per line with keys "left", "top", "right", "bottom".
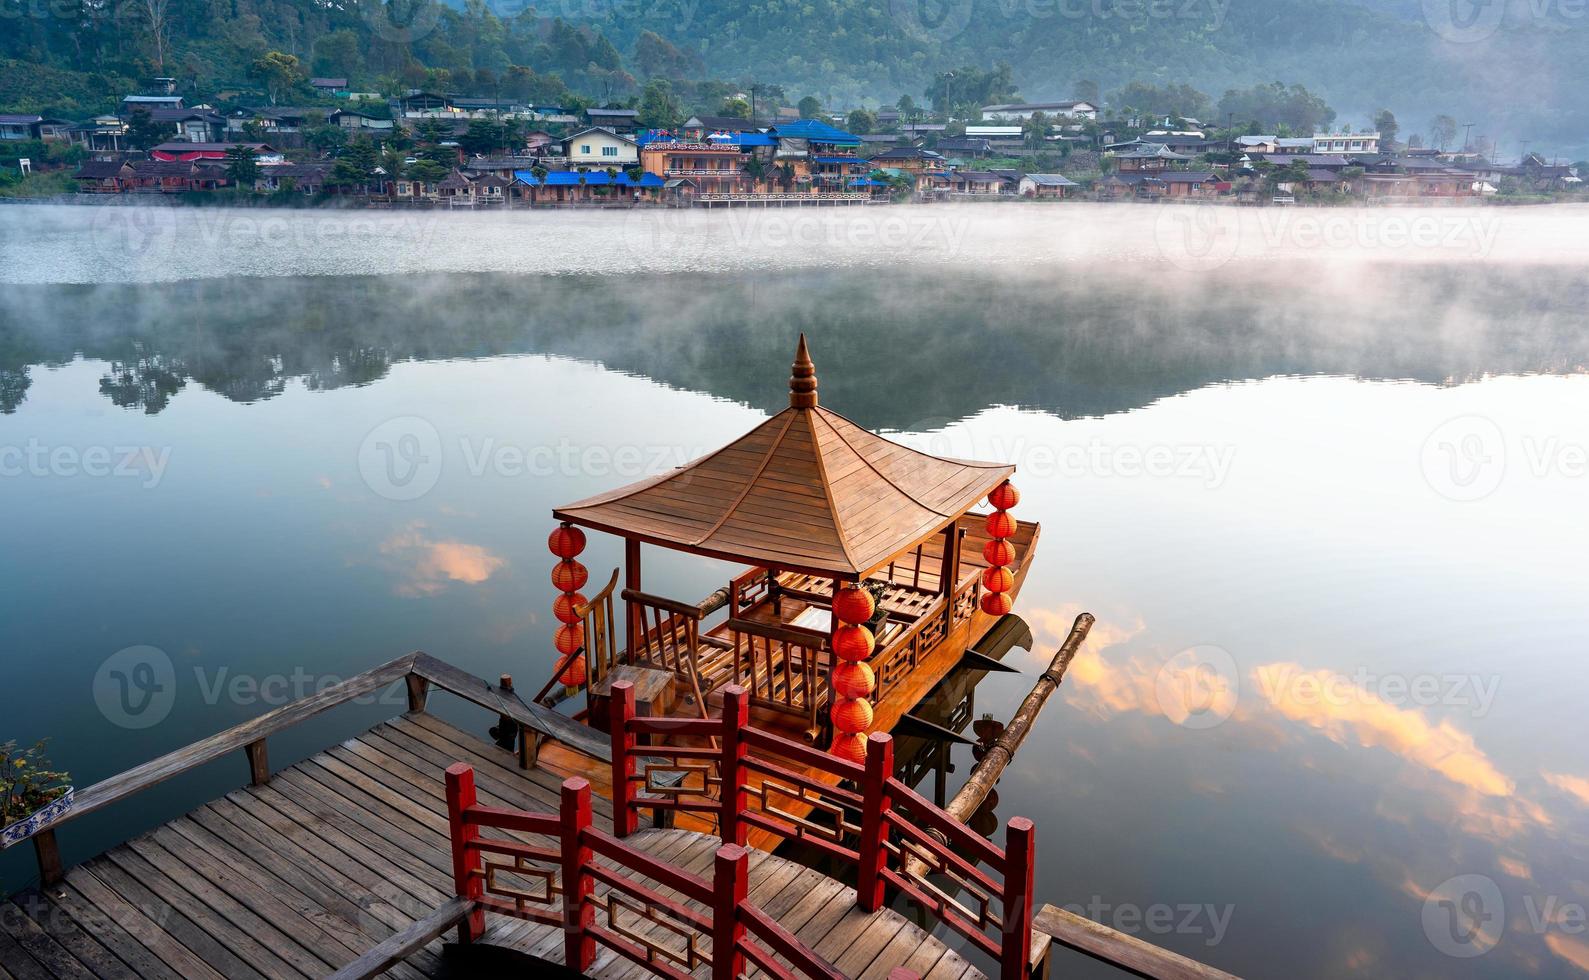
{"left": 1, "top": 0, "right": 1583, "bottom": 154}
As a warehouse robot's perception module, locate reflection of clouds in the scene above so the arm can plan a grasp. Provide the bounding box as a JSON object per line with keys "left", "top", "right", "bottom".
{"left": 1253, "top": 662, "right": 1512, "bottom": 797}
{"left": 1542, "top": 771, "right": 1589, "bottom": 809}
{"left": 378, "top": 521, "right": 506, "bottom": 597}
{"left": 1496, "top": 855, "right": 1532, "bottom": 880}
{"left": 1545, "top": 934, "right": 1589, "bottom": 974}
{"left": 1024, "top": 602, "right": 1160, "bottom": 717}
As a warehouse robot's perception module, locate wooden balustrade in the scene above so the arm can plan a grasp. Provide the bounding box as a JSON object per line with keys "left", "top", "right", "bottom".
{"left": 724, "top": 617, "right": 831, "bottom": 741}
{"left": 606, "top": 680, "right": 1037, "bottom": 979}
{"left": 445, "top": 757, "right": 867, "bottom": 980}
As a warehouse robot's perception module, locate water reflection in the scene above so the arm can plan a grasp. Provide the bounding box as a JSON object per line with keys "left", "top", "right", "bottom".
{"left": 4, "top": 264, "right": 1588, "bottom": 424}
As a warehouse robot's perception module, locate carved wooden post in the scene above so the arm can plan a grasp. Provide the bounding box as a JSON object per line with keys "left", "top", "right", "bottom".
{"left": 444, "top": 763, "right": 485, "bottom": 942}
{"left": 624, "top": 538, "right": 642, "bottom": 658}
{"left": 719, "top": 685, "right": 750, "bottom": 845}
{"left": 560, "top": 777, "right": 595, "bottom": 972}
{"left": 609, "top": 680, "right": 637, "bottom": 837}
{"left": 858, "top": 732, "right": 894, "bottom": 912}
{"left": 711, "top": 844, "right": 749, "bottom": 980}
{"left": 33, "top": 829, "right": 62, "bottom": 886}
{"left": 1000, "top": 816, "right": 1036, "bottom": 980}
{"left": 405, "top": 674, "right": 430, "bottom": 713}
{"left": 243, "top": 738, "right": 269, "bottom": 786}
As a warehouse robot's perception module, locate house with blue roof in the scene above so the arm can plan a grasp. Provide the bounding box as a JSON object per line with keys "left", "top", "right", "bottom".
{"left": 510, "top": 168, "right": 665, "bottom": 203}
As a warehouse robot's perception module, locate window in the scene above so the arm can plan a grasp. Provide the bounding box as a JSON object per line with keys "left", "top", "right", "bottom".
{"left": 580, "top": 144, "right": 591, "bottom": 154}
{"left": 602, "top": 146, "right": 618, "bottom": 157}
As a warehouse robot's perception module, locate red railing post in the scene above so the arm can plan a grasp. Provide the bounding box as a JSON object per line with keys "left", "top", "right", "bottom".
{"left": 609, "top": 679, "right": 637, "bottom": 837}
{"left": 444, "top": 763, "right": 484, "bottom": 942}
{"left": 719, "top": 684, "right": 750, "bottom": 846}
{"left": 560, "top": 776, "right": 596, "bottom": 972}
{"left": 711, "top": 844, "right": 748, "bottom": 980}
{"left": 1000, "top": 816, "right": 1036, "bottom": 980}
{"left": 857, "top": 732, "right": 894, "bottom": 913}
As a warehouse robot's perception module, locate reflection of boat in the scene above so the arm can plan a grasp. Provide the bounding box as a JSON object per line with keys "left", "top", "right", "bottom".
{"left": 533, "top": 337, "right": 1040, "bottom": 848}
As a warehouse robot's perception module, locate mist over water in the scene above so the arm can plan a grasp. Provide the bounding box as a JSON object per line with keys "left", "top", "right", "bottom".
{"left": 3, "top": 204, "right": 1588, "bottom": 978}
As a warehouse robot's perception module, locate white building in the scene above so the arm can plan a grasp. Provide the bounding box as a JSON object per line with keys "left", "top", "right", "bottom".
{"left": 980, "top": 101, "right": 1097, "bottom": 122}
{"left": 1312, "top": 132, "right": 1381, "bottom": 155}
{"left": 564, "top": 128, "right": 639, "bottom": 168}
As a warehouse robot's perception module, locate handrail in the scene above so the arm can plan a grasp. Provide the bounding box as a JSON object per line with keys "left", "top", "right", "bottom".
{"left": 606, "top": 681, "right": 1036, "bottom": 978}
{"left": 15, "top": 651, "right": 612, "bottom": 886}
{"left": 445, "top": 764, "right": 865, "bottom": 980}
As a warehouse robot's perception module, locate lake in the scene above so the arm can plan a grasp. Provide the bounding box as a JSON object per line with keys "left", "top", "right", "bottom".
{"left": 3, "top": 202, "right": 1588, "bottom": 978}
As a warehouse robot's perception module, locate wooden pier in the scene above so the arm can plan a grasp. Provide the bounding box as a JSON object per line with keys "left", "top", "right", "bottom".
{"left": 0, "top": 658, "right": 982, "bottom": 980}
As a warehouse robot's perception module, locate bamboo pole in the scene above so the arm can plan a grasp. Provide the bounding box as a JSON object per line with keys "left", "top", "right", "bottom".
{"left": 905, "top": 611, "right": 1094, "bottom": 878}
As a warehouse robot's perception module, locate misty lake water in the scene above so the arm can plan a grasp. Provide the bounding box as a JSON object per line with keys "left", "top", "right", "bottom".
{"left": 3, "top": 202, "right": 1589, "bottom": 978}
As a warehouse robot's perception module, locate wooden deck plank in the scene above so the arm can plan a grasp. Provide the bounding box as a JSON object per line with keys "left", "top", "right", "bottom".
{"left": 69, "top": 862, "right": 255, "bottom": 980}
{"left": 0, "top": 898, "right": 102, "bottom": 980}
{"left": 29, "top": 881, "right": 196, "bottom": 980}
{"left": 5, "top": 891, "right": 134, "bottom": 980}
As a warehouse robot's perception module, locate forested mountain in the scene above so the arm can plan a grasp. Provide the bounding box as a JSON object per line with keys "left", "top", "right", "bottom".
{"left": 1, "top": 0, "right": 1583, "bottom": 153}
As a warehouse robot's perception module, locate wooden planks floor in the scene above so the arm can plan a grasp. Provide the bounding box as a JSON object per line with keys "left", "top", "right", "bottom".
{"left": 0, "top": 714, "right": 984, "bottom": 980}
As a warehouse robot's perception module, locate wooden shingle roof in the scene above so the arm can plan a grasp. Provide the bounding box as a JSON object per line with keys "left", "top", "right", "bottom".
{"left": 554, "top": 337, "right": 1014, "bottom": 579}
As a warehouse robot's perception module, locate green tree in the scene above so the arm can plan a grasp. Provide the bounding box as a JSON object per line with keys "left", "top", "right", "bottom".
{"left": 124, "top": 107, "right": 166, "bottom": 151}
{"left": 405, "top": 158, "right": 448, "bottom": 184}
{"left": 330, "top": 136, "right": 378, "bottom": 189}
{"left": 1074, "top": 80, "right": 1100, "bottom": 105}
{"left": 459, "top": 119, "right": 506, "bottom": 156}
{"left": 845, "top": 109, "right": 875, "bottom": 135}
{"left": 251, "top": 51, "right": 306, "bottom": 105}
{"left": 309, "top": 30, "right": 362, "bottom": 82}
{"left": 637, "top": 79, "right": 684, "bottom": 128}
{"left": 224, "top": 144, "right": 259, "bottom": 186}
{"left": 1429, "top": 115, "right": 1458, "bottom": 151}
{"left": 797, "top": 96, "right": 822, "bottom": 120}
{"left": 1374, "top": 109, "right": 1399, "bottom": 152}
{"left": 304, "top": 124, "right": 346, "bottom": 153}
{"left": 718, "top": 96, "right": 752, "bottom": 119}
{"left": 895, "top": 95, "right": 917, "bottom": 124}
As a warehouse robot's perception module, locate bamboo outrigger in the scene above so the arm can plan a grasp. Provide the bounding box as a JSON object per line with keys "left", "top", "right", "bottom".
{"left": 531, "top": 337, "right": 1041, "bottom": 846}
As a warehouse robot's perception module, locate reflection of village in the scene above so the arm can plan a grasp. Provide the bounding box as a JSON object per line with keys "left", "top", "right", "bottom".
{"left": 23, "top": 91, "right": 1580, "bottom": 205}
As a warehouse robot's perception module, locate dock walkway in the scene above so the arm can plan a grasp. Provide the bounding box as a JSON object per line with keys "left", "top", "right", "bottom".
{"left": 0, "top": 713, "right": 981, "bottom": 980}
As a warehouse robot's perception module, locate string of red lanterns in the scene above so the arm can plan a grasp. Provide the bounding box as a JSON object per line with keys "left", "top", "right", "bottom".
{"left": 829, "top": 584, "right": 877, "bottom": 763}
{"left": 549, "top": 523, "right": 589, "bottom": 697}
{"left": 980, "top": 481, "right": 1019, "bottom": 617}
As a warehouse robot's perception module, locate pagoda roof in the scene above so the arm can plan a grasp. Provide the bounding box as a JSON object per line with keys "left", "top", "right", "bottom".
{"left": 554, "top": 337, "right": 1014, "bottom": 579}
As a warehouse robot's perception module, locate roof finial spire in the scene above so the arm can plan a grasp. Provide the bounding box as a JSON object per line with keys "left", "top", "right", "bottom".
{"left": 789, "top": 334, "right": 818, "bottom": 409}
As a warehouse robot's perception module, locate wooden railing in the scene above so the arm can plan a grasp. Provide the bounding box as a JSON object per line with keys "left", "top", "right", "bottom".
{"left": 16, "top": 651, "right": 613, "bottom": 888}
{"left": 446, "top": 762, "right": 858, "bottom": 979}
{"left": 723, "top": 618, "right": 830, "bottom": 741}
{"left": 607, "top": 681, "right": 1037, "bottom": 978}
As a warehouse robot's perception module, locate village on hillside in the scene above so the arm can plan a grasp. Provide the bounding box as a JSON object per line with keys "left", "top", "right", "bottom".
{"left": 2, "top": 84, "right": 1583, "bottom": 207}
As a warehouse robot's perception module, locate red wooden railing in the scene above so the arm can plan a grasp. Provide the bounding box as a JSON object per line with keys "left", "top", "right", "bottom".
{"left": 446, "top": 762, "right": 858, "bottom": 978}
{"left": 608, "top": 681, "right": 1037, "bottom": 979}
{"left": 444, "top": 680, "right": 1035, "bottom": 978}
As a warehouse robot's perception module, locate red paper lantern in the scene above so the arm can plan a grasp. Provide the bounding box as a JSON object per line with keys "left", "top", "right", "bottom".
{"left": 833, "top": 624, "right": 875, "bottom": 662}
{"left": 982, "top": 565, "right": 1014, "bottom": 594}
{"left": 557, "top": 653, "right": 587, "bottom": 687}
{"left": 985, "top": 510, "right": 1017, "bottom": 539}
{"left": 551, "top": 559, "right": 588, "bottom": 592}
{"left": 831, "top": 697, "right": 874, "bottom": 733}
{"left": 832, "top": 661, "right": 875, "bottom": 700}
{"left": 832, "top": 586, "right": 876, "bottom": 625}
{"left": 987, "top": 481, "right": 1020, "bottom": 511}
{"left": 554, "top": 622, "right": 585, "bottom": 655}
{"left": 983, "top": 538, "right": 1016, "bottom": 568}
{"left": 831, "top": 732, "right": 868, "bottom": 764}
{"left": 552, "top": 592, "right": 587, "bottom": 625}
{"left": 547, "top": 524, "right": 586, "bottom": 559}
{"left": 981, "top": 591, "right": 1014, "bottom": 616}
